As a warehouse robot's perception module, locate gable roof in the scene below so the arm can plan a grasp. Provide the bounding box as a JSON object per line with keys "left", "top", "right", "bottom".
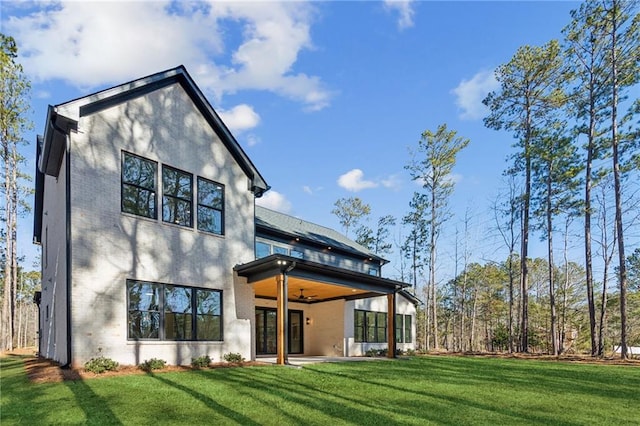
{"left": 34, "top": 66, "right": 270, "bottom": 244}
{"left": 255, "top": 205, "right": 388, "bottom": 264}
{"left": 37, "top": 65, "right": 269, "bottom": 197}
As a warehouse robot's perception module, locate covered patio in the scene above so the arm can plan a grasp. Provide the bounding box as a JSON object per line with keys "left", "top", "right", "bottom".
{"left": 234, "top": 254, "right": 409, "bottom": 365}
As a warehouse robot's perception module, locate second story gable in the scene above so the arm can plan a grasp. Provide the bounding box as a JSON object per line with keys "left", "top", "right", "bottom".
{"left": 34, "top": 66, "right": 269, "bottom": 247}
{"left": 254, "top": 206, "right": 387, "bottom": 276}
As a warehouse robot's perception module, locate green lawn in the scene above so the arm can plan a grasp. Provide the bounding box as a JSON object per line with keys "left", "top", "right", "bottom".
{"left": 1, "top": 355, "right": 638, "bottom": 425}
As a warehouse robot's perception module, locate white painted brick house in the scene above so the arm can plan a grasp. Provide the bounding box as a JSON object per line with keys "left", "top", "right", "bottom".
{"left": 34, "top": 66, "right": 417, "bottom": 367}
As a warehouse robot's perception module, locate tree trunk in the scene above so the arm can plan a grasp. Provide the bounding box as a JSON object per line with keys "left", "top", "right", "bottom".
{"left": 610, "top": 0, "right": 627, "bottom": 359}
{"left": 546, "top": 163, "right": 558, "bottom": 356}
{"left": 430, "top": 191, "right": 439, "bottom": 350}
{"left": 470, "top": 287, "right": 478, "bottom": 351}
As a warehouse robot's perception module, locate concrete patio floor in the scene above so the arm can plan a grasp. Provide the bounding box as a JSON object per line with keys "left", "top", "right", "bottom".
{"left": 256, "top": 355, "right": 390, "bottom": 366}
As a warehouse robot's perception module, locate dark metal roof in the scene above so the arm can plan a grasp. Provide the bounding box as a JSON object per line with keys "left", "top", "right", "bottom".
{"left": 255, "top": 206, "right": 387, "bottom": 264}
{"left": 235, "top": 254, "right": 408, "bottom": 296}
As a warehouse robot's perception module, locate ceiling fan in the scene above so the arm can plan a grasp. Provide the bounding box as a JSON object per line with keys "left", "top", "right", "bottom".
{"left": 297, "top": 289, "right": 317, "bottom": 301}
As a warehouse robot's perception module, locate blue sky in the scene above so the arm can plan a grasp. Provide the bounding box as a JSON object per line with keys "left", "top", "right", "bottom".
{"left": 4, "top": 0, "right": 598, "bottom": 281}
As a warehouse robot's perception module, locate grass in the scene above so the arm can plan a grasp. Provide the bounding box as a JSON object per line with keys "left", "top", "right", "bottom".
{"left": 1, "top": 355, "right": 639, "bottom": 425}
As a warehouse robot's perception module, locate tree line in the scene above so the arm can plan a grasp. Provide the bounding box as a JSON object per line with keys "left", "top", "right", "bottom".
{"left": 333, "top": 0, "right": 639, "bottom": 359}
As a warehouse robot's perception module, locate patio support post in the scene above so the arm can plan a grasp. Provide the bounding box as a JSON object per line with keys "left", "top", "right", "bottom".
{"left": 276, "top": 273, "right": 288, "bottom": 365}
{"left": 387, "top": 291, "right": 396, "bottom": 358}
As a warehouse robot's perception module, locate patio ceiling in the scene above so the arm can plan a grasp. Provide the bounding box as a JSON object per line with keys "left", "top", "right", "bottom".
{"left": 234, "top": 254, "right": 409, "bottom": 304}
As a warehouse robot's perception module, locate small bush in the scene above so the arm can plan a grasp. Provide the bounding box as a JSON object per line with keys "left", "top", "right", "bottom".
{"left": 191, "top": 355, "right": 211, "bottom": 368}
{"left": 405, "top": 348, "right": 417, "bottom": 356}
{"left": 140, "top": 358, "right": 167, "bottom": 372}
{"left": 84, "top": 356, "right": 119, "bottom": 374}
{"left": 223, "top": 352, "right": 245, "bottom": 363}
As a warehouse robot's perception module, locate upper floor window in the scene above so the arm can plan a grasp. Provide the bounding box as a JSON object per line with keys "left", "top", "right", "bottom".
{"left": 162, "top": 165, "right": 192, "bottom": 227}
{"left": 256, "top": 241, "right": 271, "bottom": 259}
{"left": 368, "top": 267, "right": 379, "bottom": 276}
{"left": 122, "top": 152, "right": 157, "bottom": 219}
{"left": 197, "top": 177, "right": 224, "bottom": 235}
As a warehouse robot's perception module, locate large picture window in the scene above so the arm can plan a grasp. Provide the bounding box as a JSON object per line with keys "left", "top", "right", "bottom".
{"left": 354, "top": 309, "right": 387, "bottom": 343}
{"left": 162, "top": 165, "right": 192, "bottom": 227}
{"left": 127, "top": 280, "right": 222, "bottom": 341}
{"left": 197, "top": 177, "right": 224, "bottom": 235}
{"left": 122, "top": 152, "right": 157, "bottom": 218}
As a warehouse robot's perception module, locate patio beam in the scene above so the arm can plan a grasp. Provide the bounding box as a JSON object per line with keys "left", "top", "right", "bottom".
{"left": 387, "top": 292, "right": 396, "bottom": 358}
{"left": 276, "top": 273, "right": 288, "bottom": 365}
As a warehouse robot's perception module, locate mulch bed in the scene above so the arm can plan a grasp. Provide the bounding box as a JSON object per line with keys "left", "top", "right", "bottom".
{"left": 6, "top": 349, "right": 638, "bottom": 384}
{"left": 0, "top": 349, "right": 268, "bottom": 383}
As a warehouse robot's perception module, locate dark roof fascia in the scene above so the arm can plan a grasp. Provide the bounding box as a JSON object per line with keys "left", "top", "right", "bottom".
{"left": 39, "top": 106, "right": 77, "bottom": 177}
{"left": 255, "top": 224, "right": 378, "bottom": 262}
{"left": 33, "top": 136, "right": 45, "bottom": 244}
{"left": 235, "top": 254, "right": 409, "bottom": 294}
{"left": 255, "top": 218, "right": 388, "bottom": 266}
{"left": 46, "top": 66, "right": 269, "bottom": 197}
{"left": 398, "top": 289, "right": 422, "bottom": 306}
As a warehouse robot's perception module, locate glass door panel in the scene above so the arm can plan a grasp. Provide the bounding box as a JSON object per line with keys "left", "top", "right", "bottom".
{"left": 289, "top": 311, "right": 303, "bottom": 354}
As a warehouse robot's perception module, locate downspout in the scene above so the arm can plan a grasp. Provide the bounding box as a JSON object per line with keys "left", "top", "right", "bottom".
{"left": 64, "top": 132, "right": 72, "bottom": 368}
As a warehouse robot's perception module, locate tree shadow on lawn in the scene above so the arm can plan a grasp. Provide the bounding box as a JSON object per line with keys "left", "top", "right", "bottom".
{"left": 148, "top": 372, "right": 262, "bottom": 426}
{"left": 302, "top": 357, "right": 638, "bottom": 424}
{"left": 1, "top": 355, "right": 121, "bottom": 425}
{"left": 64, "top": 379, "right": 123, "bottom": 425}
{"left": 197, "top": 366, "right": 457, "bottom": 425}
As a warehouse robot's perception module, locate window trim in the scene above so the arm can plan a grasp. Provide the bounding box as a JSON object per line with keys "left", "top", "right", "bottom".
{"left": 354, "top": 309, "right": 387, "bottom": 343}
{"left": 121, "top": 151, "right": 158, "bottom": 219}
{"left": 162, "top": 164, "right": 193, "bottom": 227}
{"left": 196, "top": 176, "right": 225, "bottom": 235}
{"left": 127, "top": 279, "right": 223, "bottom": 342}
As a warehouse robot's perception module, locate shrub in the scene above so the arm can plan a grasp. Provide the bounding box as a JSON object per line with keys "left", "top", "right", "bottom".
{"left": 140, "top": 358, "right": 167, "bottom": 372}
{"left": 84, "top": 356, "right": 119, "bottom": 374}
{"left": 223, "top": 352, "right": 244, "bottom": 363}
{"left": 405, "top": 348, "right": 417, "bottom": 356}
{"left": 191, "top": 355, "right": 211, "bottom": 368}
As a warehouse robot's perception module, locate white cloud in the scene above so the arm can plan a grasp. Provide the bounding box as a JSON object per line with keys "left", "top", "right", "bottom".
{"left": 4, "top": 1, "right": 331, "bottom": 111}
{"left": 451, "top": 70, "right": 499, "bottom": 120}
{"left": 381, "top": 174, "right": 402, "bottom": 191}
{"left": 384, "top": 0, "right": 415, "bottom": 30}
{"left": 256, "top": 190, "right": 292, "bottom": 213}
{"left": 303, "top": 185, "right": 313, "bottom": 195}
{"left": 337, "top": 169, "right": 379, "bottom": 192}
{"left": 218, "top": 104, "right": 260, "bottom": 133}
{"left": 245, "top": 134, "right": 261, "bottom": 147}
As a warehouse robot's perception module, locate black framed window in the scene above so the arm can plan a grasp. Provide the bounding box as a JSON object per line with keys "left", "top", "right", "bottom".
{"left": 128, "top": 281, "right": 161, "bottom": 339}
{"left": 394, "top": 314, "right": 413, "bottom": 343}
{"left": 196, "top": 289, "right": 222, "bottom": 340}
{"left": 122, "top": 152, "right": 157, "bottom": 218}
{"left": 355, "top": 309, "right": 387, "bottom": 343}
{"left": 162, "top": 165, "right": 192, "bottom": 227}
{"left": 197, "top": 177, "right": 224, "bottom": 235}
{"left": 355, "top": 310, "right": 365, "bottom": 342}
{"left": 164, "top": 286, "right": 193, "bottom": 340}
{"left": 127, "top": 280, "right": 222, "bottom": 341}
{"left": 396, "top": 314, "right": 403, "bottom": 343}
{"left": 404, "top": 315, "right": 412, "bottom": 343}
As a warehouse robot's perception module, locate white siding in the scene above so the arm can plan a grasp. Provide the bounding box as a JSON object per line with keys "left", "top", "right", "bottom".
{"left": 39, "top": 155, "right": 69, "bottom": 364}
{"left": 66, "top": 83, "right": 255, "bottom": 366}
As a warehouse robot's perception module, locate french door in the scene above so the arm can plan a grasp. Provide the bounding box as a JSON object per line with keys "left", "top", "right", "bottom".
{"left": 255, "top": 308, "right": 303, "bottom": 355}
